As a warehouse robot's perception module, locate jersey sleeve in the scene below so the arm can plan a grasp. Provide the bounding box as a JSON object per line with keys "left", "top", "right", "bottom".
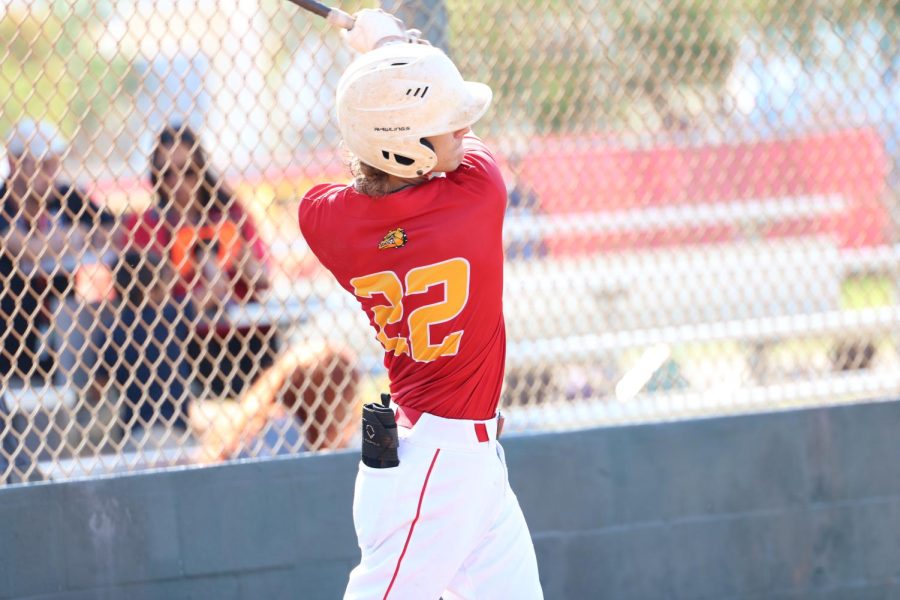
{"left": 450, "top": 134, "right": 507, "bottom": 203}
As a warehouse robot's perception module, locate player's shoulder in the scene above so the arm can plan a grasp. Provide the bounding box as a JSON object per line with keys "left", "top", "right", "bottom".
{"left": 298, "top": 182, "right": 351, "bottom": 231}
{"left": 300, "top": 183, "right": 349, "bottom": 213}
{"left": 303, "top": 182, "right": 348, "bottom": 203}
{"left": 451, "top": 136, "right": 506, "bottom": 197}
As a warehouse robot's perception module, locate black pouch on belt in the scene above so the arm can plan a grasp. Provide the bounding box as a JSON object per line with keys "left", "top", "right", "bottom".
{"left": 361, "top": 393, "right": 399, "bottom": 469}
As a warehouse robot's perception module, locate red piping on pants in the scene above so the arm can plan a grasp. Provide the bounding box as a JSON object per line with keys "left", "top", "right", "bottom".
{"left": 383, "top": 448, "right": 441, "bottom": 599}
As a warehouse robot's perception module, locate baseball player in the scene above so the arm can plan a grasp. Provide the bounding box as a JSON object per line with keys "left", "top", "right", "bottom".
{"left": 298, "top": 10, "right": 543, "bottom": 599}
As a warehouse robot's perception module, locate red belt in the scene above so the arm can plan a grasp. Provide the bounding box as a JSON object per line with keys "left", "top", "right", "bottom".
{"left": 394, "top": 405, "right": 498, "bottom": 443}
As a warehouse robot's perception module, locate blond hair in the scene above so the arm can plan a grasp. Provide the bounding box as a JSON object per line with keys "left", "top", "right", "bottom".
{"left": 351, "top": 157, "right": 395, "bottom": 197}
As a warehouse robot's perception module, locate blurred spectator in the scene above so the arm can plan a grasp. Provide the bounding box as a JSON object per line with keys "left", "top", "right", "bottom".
{"left": 503, "top": 154, "right": 547, "bottom": 260}
{"left": 123, "top": 123, "right": 276, "bottom": 397}
{"left": 0, "top": 120, "right": 114, "bottom": 387}
{"left": 86, "top": 251, "right": 195, "bottom": 445}
{"left": 505, "top": 156, "right": 540, "bottom": 213}
{"left": 198, "top": 343, "right": 360, "bottom": 462}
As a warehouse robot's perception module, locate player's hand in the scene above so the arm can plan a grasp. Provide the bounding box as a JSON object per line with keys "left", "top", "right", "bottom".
{"left": 404, "top": 28, "right": 432, "bottom": 46}
{"left": 344, "top": 9, "right": 407, "bottom": 53}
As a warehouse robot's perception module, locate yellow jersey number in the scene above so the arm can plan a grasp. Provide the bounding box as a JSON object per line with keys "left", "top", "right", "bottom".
{"left": 350, "top": 258, "right": 470, "bottom": 363}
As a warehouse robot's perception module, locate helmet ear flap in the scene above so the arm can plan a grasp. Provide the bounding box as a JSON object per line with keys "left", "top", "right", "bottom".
{"left": 413, "top": 138, "right": 436, "bottom": 176}
{"left": 378, "top": 138, "right": 437, "bottom": 177}
{"left": 373, "top": 139, "right": 437, "bottom": 177}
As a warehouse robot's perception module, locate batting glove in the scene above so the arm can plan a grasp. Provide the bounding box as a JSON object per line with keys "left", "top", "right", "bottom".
{"left": 344, "top": 9, "right": 407, "bottom": 53}
{"left": 404, "top": 28, "right": 432, "bottom": 46}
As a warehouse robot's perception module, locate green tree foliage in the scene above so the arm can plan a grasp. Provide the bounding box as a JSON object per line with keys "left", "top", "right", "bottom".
{"left": 445, "top": 0, "right": 739, "bottom": 133}
{"left": 2, "top": 0, "right": 895, "bottom": 142}
{"left": 745, "top": 0, "right": 897, "bottom": 73}
{"left": 0, "top": 1, "right": 139, "bottom": 141}
{"left": 445, "top": 1, "right": 608, "bottom": 134}
{"left": 611, "top": 0, "right": 739, "bottom": 129}
{"left": 446, "top": 0, "right": 897, "bottom": 133}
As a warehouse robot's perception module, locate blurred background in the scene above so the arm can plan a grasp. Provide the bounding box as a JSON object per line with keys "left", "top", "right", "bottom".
{"left": 1, "top": 0, "right": 898, "bottom": 484}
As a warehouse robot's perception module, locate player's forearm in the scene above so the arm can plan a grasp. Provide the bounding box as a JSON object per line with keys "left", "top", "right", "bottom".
{"left": 53, "top": 224, "right": 86, "bottom": 255}
{"left": 4, "top": 227, "right": 63, "bottom": 266}
{"left": 87, "top": 224, "right": 113, "bottom": 253}
{"left": 222, "top": 366, "right": 285, "bottom": 458}
{"left": 2, "top": 226, "right": 31, "bottom": 256}
{"left": 238, "top": 252, "right": 270, "bottom": 290}
{"left": 85, "top": 373, "right": 109, "bottom": 407}
{"left": 192, "top": 282, "right": 227, "bottom": 314}
{"left": 193, "top": 261, "right": 233, "bottom": 311}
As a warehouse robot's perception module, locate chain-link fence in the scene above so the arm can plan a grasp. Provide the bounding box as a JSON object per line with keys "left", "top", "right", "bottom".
{"left": 1, "top": 0, "right": 898, "bottom": 484}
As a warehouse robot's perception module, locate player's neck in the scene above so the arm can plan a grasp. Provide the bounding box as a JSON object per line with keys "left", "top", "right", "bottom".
{"left": 384, "top": 173, "right": 427, "bottom": 194}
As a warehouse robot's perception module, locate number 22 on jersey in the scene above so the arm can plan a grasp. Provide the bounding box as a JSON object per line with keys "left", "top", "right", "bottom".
{"left": 350, "top": 258, "right": 470, "bottom": 363}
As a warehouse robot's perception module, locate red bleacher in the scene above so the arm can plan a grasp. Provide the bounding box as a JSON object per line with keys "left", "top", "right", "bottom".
{"left": 516, "top": 128, "right": 889, "bottom": 255}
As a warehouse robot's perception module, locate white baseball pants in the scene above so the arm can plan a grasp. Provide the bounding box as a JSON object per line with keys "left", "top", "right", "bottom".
{"left": 344, "top": 412, "right": 543, "bottom": 600}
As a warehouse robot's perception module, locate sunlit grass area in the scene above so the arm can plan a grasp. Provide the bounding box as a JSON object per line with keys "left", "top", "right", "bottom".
{"left": 842, "top": 275, "right": 894, "bottom": 309}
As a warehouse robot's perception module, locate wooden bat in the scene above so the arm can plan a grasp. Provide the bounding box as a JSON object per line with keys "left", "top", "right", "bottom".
{"left": 286, "top": 0, "right": 355, "bottom": 30}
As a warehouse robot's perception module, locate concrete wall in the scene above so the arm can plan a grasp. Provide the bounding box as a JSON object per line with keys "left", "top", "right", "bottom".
{"left": 2, "top": 400, "right": 900, "bottom": 599}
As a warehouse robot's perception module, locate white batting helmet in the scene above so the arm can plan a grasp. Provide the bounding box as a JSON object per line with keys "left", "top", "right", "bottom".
{"left": 336, "top": 43, "right": 492, "bottom": 178}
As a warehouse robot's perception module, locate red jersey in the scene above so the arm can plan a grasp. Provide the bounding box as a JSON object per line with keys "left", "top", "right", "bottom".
{"left": 299, "top": 135, "right": 507, "bottom": 420}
